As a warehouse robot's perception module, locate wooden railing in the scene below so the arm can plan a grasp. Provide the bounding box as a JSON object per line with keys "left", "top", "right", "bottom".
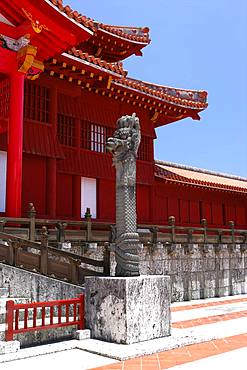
{"left": 0, "top": 204, "right": 246, "bottom": 246}
{"left": 5, "top": 294, "right": 84, "bottom": 341}
{"left": 0, "top": 228, "right": 110, "bottom": 285}
{"left": 137, "top": 217, "right": 247, "bottom": 245}
{"left": 0, "top": 203, "right": 247, "bottom": 246}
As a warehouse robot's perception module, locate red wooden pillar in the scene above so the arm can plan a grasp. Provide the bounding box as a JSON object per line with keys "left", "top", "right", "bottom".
{"left": 46, "top": 87, "right": 57, "bottom": 217}
{"left": 6, "top": 72, "right": 25, "bottom": 217}
{"left": 72, "top": 117, "right": 81, "bottom": 219}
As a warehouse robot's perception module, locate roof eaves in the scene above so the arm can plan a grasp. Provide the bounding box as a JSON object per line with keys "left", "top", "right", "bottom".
{"left": 154, "top": 164, "right": 247, "bottom": 193}
{"left": 62, "top": 52, "right": 126, "bottom": 78}
{"left": 112, "top": 80, "right": 207, "bottom": 110}
{"left": 155, "top": 160, "right": 247, "bottom": 183}
{"left": 99, "top": 25, "right": 150, "bottom": 45}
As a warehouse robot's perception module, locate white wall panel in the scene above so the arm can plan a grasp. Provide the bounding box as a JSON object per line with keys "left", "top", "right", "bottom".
{"left": 0, "top": 151, "right": 7, "bottom": 212}
{"left": 81, "top": 177, "right": 97, "bottom": 218}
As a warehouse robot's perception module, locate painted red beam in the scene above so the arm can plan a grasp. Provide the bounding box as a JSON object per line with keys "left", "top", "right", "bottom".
{"left": 6, "top": 72, "right": 24, "bottom": 217}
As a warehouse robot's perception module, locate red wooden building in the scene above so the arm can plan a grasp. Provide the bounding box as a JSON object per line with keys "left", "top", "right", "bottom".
{"left": 0, "top": 0, "right": 246, "bottom": 228}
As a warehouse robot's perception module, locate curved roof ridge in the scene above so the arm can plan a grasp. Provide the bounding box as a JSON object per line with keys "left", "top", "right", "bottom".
{"left": 114, "top": 77, "right": 208, "bottom": 108}
{"left": 127, "top": 77, "right": 207, "bottom": 94}
{"left": 155, "top": 160, "right": 247, "bottom": 182}
{"left": 48, "top": 0, "right": 150, "bottom": 43}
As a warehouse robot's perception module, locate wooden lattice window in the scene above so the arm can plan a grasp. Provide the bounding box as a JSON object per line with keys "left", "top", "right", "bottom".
{"left": 0, "top": 77, "right": 9, "bottom": 120}
{"left": 57, "top": 114, "right": 75, "bottom": 146}
{"left": 81, "top": 120, "right": 114, "bottom": 153}
{"left": 24, "top": 81, "right": 50, "bottom": 123}
{"left": 138, "top": 136, "right": 153, "bottom": 161}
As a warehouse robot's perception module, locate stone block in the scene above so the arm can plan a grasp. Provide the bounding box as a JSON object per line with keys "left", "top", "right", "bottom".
{"left": 0, "top": 341, "right": 20, "bottom": 355}
{"left": 85, "top": 275, "right": 171, "bottom": 344}
{"left": 0, "top": 287, "right": 8, "bottom": 298}
{"left": 75, "top": 329, "right": 91, "bottom": 340}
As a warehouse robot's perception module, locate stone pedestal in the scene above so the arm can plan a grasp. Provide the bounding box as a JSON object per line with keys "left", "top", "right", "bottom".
{"left": 85, "top": 275, "right": 171, "bottom": 344}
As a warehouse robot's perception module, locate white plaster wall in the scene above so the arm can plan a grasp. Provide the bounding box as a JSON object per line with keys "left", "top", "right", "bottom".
{"left": 0, "top": 151, "right": 7, "bottom": 212}
{"left": 81, "top": 177, "right": 97, "bottom": 218}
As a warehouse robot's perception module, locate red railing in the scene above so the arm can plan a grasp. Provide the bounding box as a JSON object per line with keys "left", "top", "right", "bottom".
{"left": 5, "top": 294, "right": 84, "bottom": 341}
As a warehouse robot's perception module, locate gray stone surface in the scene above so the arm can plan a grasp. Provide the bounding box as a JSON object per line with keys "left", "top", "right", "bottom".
{"left": 85, "top": 275, "right": 171, "bottom": 344}
{"left": 0, "top": 263, "right": 83, "bottom": 302}
{"left": 85, "top": 242, "right": 247, "bottom": 302}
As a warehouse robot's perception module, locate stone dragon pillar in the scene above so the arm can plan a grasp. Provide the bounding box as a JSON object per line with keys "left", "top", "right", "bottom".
{"left": 106, "top": 113, "right": 141, "bottom": 277}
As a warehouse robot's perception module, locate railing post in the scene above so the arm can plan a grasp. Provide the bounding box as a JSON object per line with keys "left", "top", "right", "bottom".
{"left": 28, "top": 203, "right": 36, "bottom": 241}
{"left": 40, "top": 226, "right": 48, "bottom": 275}
{"left": 244, "top": 232, "right": 247, "bottom": 244}
{"left": 151, "top": 227, "right": 158, "bottom": 245}
{"left": 78, "top": 293, "right": 84, "bottom": 330}
{"left": 110, "top": 225, "right": 116, "bottom": 243}
{"left": 8, "top": 240, "right": 16, "bottom": 266}
{"left": 57, "top": 222, "right": 67, "bottom": 244}
{"left": 168, "top": 216, "right": 176, "bottom": 243}
{"left": 5, "top": 299, "right": 14, "bottom": 341}
{"left": 70, "top": 258, "right": 79, "bottom": 285}
{"left": 103, "top": 242, "right": 111, "bottom": 276}
{"left": 188, "top": 228, "right": 193, "bottom": 244}
{"left": 201, "top": 219, "right": 208, "bottom": 244}
{"left": 229, "top": 221, "right": 235, "bottom": 244}
{"left": 218, "top": 230, "right": 223, "bottom": 244}
{"left": 85, "top": 208, "right": 92, "bottom": 242}
{"left": 0, "top": 219, "right": 6, "bottom": 232}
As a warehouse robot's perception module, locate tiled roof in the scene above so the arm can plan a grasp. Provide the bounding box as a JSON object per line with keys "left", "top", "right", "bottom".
{"left": 67, "top": 48, "right": 127, "bottom": 76}
{"left": 49, "top": 0, "right": 96, "bottom": 30}
{"left": 113, "top": 78, "right": 208, "bottom": 110}
{"left": 48, "top": 0, "right": 150, "bottom": 44}
{"left": 99, "top": 25, "right": 150, "bottom": 44}
{"left": 155, "top": 161, "right": 247, "bottom": 192}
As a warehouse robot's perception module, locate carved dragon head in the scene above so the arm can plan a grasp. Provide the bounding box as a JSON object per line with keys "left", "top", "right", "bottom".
{"left": 106, "top": 113, "right": 141, "bottom": 161}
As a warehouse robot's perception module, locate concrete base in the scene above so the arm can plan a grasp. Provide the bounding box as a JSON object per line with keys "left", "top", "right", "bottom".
{"left": 75, "top": 330, "right": 91, "bottom": 341}
{"left": 85, "top": 275, "right": 171, "bottom": 344}
{"left": 0, "top": 341, "right": 20, "bottom": 355}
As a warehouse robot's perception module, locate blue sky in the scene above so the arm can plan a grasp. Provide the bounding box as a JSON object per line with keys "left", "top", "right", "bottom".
{"left": 69, "top": 0, "right": 247, "bottom": 177}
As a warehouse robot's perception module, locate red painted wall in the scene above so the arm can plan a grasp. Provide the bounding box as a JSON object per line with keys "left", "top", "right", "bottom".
{"left": 11, "top": 78, "right": 246, "bottom": 228}
{"left": 152, "top": 180, "right": 247, "bottom": 228}
{"left": 56, "top": 173, "right": 73, "bottom": 218}
{"left": 22, "top": 154, "right": 46, "bottom": 216}
{"left": 137, "top": 184, "right": 151, "bottom": 223}
{"left": 98, "top": 178, "right": 115, "bottom": 221}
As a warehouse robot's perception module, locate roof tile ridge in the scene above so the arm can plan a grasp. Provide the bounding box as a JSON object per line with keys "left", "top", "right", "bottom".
{"left": 67, "top": 49, "right": 127, "bottom": 76}
{"left": 48, "top": 1, "right": 150, "bottom": 43}
{"left": 49, "top": 0, "right": 97, "bottom": 30}
{"left": 114, "top": 77, "right": 207, "bottom": 107}
{"left": 155, "top": 160, "right": 247, "bottom": 182}
{"left": 99, "top": 23, "right": 150, "bottom": 43}
{"left": 126, "top": 77, "right": 207, "bottom": 95}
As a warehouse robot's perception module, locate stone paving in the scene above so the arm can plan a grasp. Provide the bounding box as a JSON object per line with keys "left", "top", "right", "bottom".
{"left": 0, "top": 294, "right": 246, "bottom": 369}
{"left": 89, "top": 294, "right": 247, "bottom": 369}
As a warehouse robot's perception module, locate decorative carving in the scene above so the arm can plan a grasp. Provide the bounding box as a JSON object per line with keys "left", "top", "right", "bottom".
{"left": 106, "top": 113, "right": 141, "bottom": 277}
{"left": 22, "top": 8, "right": 50, "bottom": 34}
{"left": 17, "top": 45, "right": 44, "bottom": 79}
{"left": 0, "top": 35, "right": 30, "bottom": 51}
